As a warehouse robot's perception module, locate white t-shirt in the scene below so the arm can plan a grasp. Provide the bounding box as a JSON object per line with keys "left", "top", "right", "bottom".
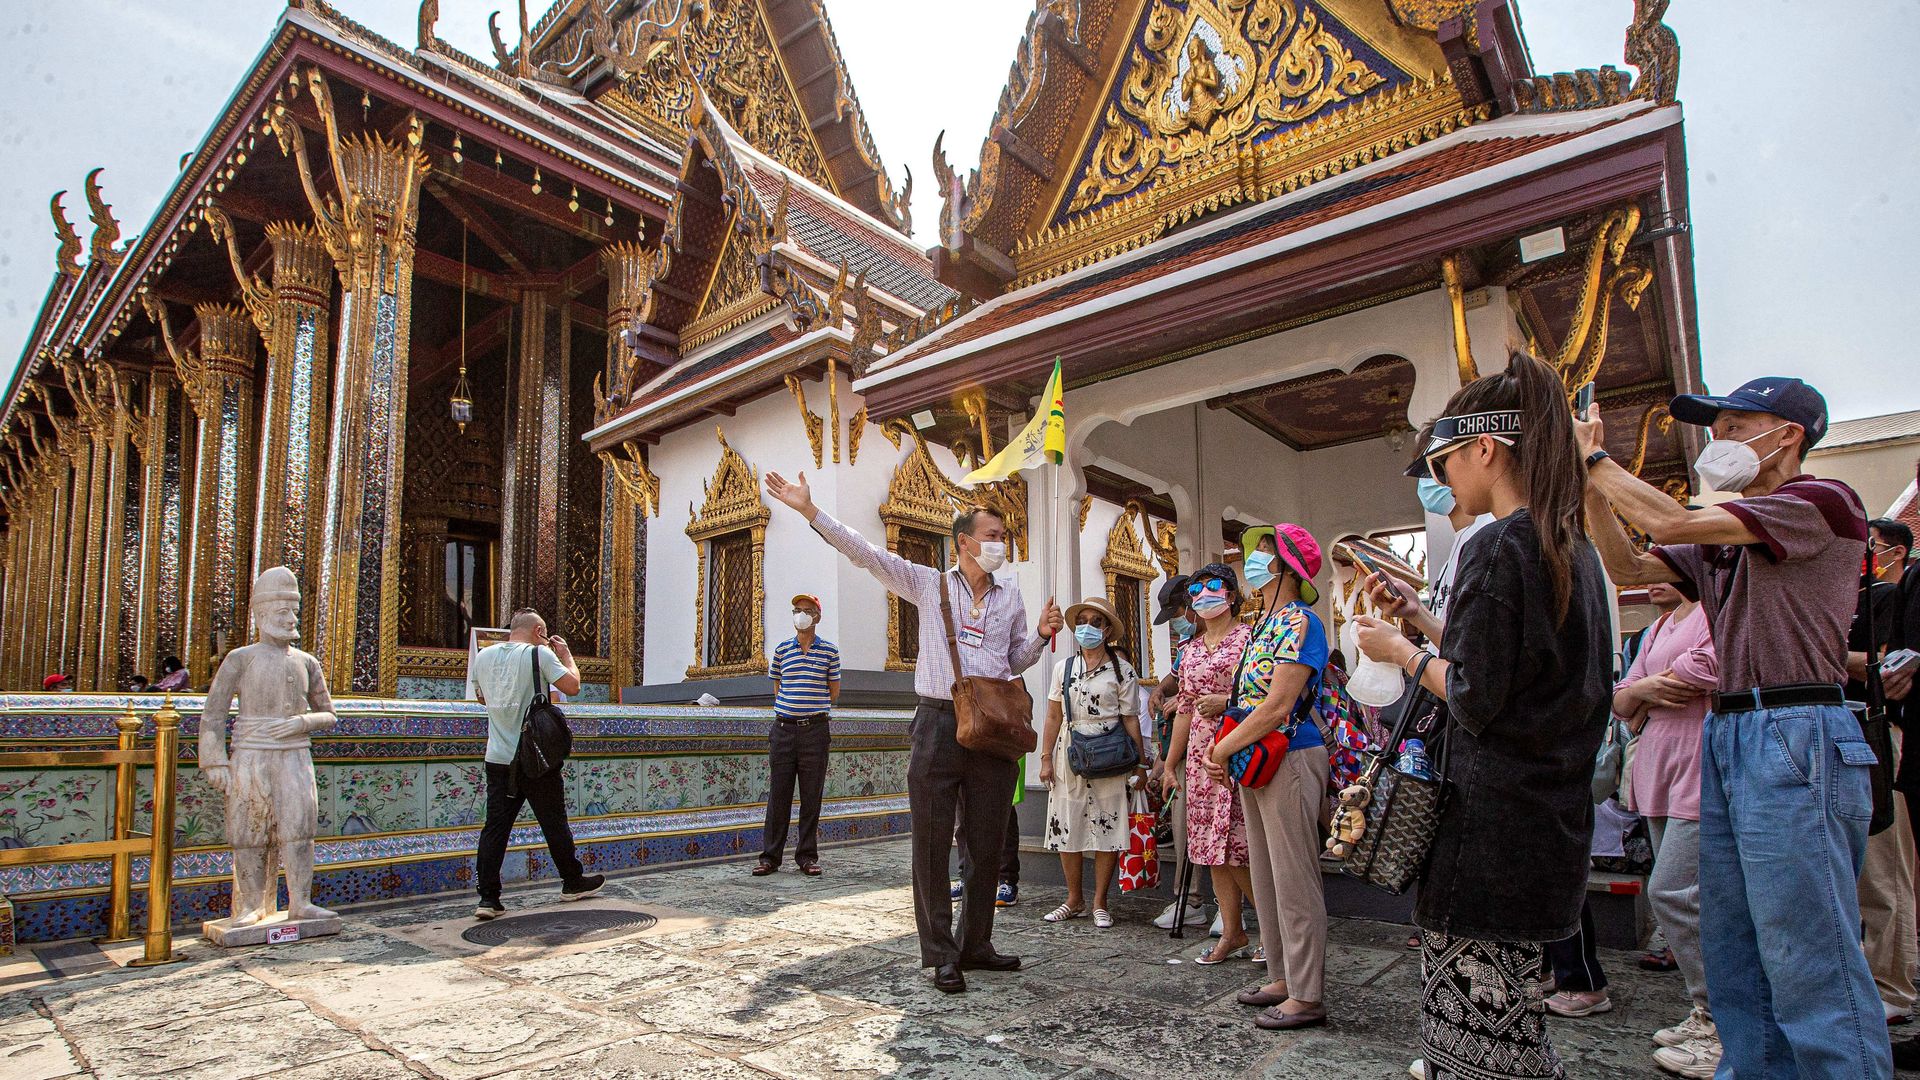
{"left": 1425, "top": 514, "right": 1494, "bottom": 653}
{"left": 470, "top": 641, "right": 569, "bottom": 765}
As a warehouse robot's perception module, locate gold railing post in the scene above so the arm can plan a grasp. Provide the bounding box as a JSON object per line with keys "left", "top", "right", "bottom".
{"left": 97, "top": 704, "right": 141, "bottom": 943}
{"left": 130, "top": 695, "right": 180, "bottom": 966}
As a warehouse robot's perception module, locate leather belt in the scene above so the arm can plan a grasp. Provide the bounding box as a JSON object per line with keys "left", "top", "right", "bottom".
{"left": 776, "top": 713, "right": 828, "bottom": 726}
{"left": 1712, "top": 683, "right": 1847, "bottom": 714}
{"left": 916, "top": 696, "right": 955, "bottom": 712}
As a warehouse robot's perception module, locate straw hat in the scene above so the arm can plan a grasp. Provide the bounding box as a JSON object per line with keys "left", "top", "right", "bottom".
{"left": 1064, "top": 596, "right": 1124, "bottom": 641}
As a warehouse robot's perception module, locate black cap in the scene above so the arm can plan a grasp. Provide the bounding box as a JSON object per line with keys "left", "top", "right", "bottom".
{"left": 1152, "top": 574, "right": 1192, "bottom": 625}
{"left": 1669, "top": 377, "right": 1829, "bottom": 448}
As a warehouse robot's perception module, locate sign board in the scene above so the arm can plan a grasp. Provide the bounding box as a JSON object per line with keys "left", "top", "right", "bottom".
{"left": 466, "top": 626, "right": 510, "bottom": 700}
{"left": 266, "top": 924, "right": 301, "bottom": 944}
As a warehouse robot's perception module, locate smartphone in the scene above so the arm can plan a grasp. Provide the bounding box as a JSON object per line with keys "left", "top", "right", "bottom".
{"left": 1351, "top": 547, "right": 1406, "bottom": 603}
{"left": 1574, "top": 381, "right": 1596, "bottom": 419}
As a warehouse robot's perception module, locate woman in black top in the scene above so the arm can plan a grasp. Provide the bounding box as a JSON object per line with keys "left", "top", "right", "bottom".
{"left": 1356, "top": 352, "right": 1613, "bottom": 1080}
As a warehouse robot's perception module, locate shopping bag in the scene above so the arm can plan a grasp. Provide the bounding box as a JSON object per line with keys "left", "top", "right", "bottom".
{"left": 1119, "top": 789, "right": 1160, "bottom": 893}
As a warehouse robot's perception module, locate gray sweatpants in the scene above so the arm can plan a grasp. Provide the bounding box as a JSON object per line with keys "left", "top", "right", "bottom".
{"left": 1648, "top": 815, "right": 1709, "bottom": 1012}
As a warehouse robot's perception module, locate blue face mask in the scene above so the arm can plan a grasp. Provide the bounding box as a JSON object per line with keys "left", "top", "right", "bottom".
{"left": 1416, "top": 477, "right": 1456, "bottom": 516}
{"left": 1073, "top": 624, "right": 1107, "bottom": 650}
{"left": 1169, "top": 616, "right": 1195, "bottom": 639}
{"left": 1243, "top": 550, "right": 1277, "bottom": 591}
{"left": 1191, "top": 595, "right": 1230, "bottom": 619}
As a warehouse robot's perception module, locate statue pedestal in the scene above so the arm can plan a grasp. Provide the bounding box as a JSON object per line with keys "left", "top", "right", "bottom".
{"left": 202, "top": 910, "right": 342, "bottom": 949}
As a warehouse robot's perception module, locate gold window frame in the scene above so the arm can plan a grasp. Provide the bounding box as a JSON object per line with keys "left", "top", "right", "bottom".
{"left": 878, "top": 437, "right": 960, "bottom": 672}
{"left": 685, "top": 428, "right": 771, "bottom": 680}
{"left": 1100, "top": 503, "right": 1158, "bottom": 679}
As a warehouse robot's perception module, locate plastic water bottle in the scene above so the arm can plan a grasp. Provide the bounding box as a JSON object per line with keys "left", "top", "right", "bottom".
{"left": 1395, "top": 739, "right": 1434, "bottom": 780}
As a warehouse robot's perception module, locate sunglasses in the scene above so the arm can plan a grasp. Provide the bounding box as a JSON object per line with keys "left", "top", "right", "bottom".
{"left": 1186, "top": 577, "right": 1228, "bottom": 597}
{"left": 1423, "top": 435, "right": 1513, "bottom": 485}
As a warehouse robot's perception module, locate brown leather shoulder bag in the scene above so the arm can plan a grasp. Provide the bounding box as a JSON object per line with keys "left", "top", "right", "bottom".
{"left": 939, "top": 573, "right": 1038, "bottom": 761}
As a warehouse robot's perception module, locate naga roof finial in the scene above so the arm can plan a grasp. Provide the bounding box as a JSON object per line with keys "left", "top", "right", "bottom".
{"left": 50, "top": 191, "right": 82, "bottom": 277}
{"left": 84, "top": 168, "right": 123, "bottom": 266}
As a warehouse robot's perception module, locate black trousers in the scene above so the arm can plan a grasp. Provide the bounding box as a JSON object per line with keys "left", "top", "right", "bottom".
{"left": 1546, "top": 898, "right": 1607, "bottom": 992}
{"left": 909, "top": 700, "right": 1018, "bottom": 967}
{"left": 475, "top": 762, "right": 585, "bottom": 903}
{"left": 761, "top": 716, "right": 831, "bottom": 865}
{"left": 955, "top": 795, "right": 1021, "bottom": 885}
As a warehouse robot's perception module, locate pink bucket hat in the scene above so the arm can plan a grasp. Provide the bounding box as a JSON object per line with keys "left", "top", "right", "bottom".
{"left": 1240, "top": 524, "right": 1322, "bottom": 606}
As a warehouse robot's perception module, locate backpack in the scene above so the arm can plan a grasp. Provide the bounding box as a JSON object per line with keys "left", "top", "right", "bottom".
{"left": 511, "top": 645, "right": 573, "bottom": 790}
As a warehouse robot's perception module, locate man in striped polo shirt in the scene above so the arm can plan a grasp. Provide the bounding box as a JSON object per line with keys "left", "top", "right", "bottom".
{"left": 754, "top": 594, "right": 841, "bottom": 877}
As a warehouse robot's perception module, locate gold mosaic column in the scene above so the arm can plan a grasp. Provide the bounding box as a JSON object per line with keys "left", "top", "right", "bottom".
{"left": 94, "top": 365, "right": 139, "bottom": 688}
{"left": 56, "top": 360, "right": 126, "bottom": 690}
{"left": 40, "top": 427, "right": 77, "bottom": 681}
{"left": 596, "top": 243, "right": 650, "bottom": 692}
{"left": 132, "top": 368, "right": 188, "bottom": 683}
{"left": 206, "top": 208, "right": 334, "bottom": 629}
{"left": 145, "top": 297, "right": 259, "bottom": 686}
{"left": 499, "top": 288, "right": 569, "bottom": 626}
{"left": 270, "top": 66, "right": 428, "bottom": 695}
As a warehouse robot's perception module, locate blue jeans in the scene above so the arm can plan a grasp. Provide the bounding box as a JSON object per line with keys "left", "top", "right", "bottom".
{"left": 1700, "top": 703, "right": 1891, "bottom": 1078}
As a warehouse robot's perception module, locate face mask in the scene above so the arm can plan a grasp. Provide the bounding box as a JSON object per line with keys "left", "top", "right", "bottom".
{"left": 1073, "top": 625, "right": 1106, "bottom": 650}
{"left": 1169, "top": 616, "right": 1196, "bottom": 638}
{"left": 970, "top": 539, "right": 1007, "bottom": 573}
{"left": 792, "top": 612, "right": 815, "bottom": 631}
{"left": 1192, "top": 595, "right": 1230, "bottom": 619}
{"left": 1694, "top": 423, "right": 1789, "bottom": 493}
{"left": 1416, "top": 477, "right": 1456, "bottom": 516}
{"left": 1243, "top": 550, "right": 1277, "bottom": 591}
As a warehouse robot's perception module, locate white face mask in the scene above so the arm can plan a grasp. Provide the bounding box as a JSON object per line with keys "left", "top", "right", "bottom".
{"left": 792, "top": 611, "right": 815, "bottom": 631}
{"left": 970, "top": 539, "right": 1007, "bottom": 573}
{"left": 1694, "top": 423, "right": 1790, "bottom": 493}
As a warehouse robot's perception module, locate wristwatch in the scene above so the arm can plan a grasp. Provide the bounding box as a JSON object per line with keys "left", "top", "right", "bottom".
{"left": 1585, "top": 449, "right": 1612, "bottom": 470}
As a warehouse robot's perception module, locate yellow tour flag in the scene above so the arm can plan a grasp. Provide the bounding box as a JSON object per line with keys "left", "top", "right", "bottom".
{"left": 962, "top": 359, "right": 1065, "bottom": 485}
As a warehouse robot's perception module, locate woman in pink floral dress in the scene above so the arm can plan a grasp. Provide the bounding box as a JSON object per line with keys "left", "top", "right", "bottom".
{"left": 1159, "top": 562, "right": 1254, "bottom": 964}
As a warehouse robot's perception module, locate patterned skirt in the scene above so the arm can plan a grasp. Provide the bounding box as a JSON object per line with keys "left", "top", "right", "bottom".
{"left": 1420, "top": 932, "right": 1564, "bottom": 1080}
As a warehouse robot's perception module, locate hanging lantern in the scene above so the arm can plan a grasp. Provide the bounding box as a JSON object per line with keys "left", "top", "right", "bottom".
{"left": 532, "top": 166, "right": 542, "bottom": 195}
{"left": 361, "top": 90, "right": 371, "bottom": 121}
{"left": 568, "top": 185, "right": 579, "bottom": 213}
{"left": 452, "top": 133, "right": 464, "bottom": 164}
{"left": 494, "top": 148, "right": 504, "bottom": 169}
{"left": 451, "top": 223, "right": 473, "bottom": 433}
{"left": 604, "top": 196, "right": 615, "bottom": 227}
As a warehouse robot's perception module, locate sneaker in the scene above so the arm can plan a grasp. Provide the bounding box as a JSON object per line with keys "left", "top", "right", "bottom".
{"left": 1652, "top": 1035, "right": 1722, "bottom": 1079}
{"left": 560, "top": 873, "right": 605, "bottom": 900}
{"left": 1408, "top": 1061, "right": 1426, "bottom": 1079}
{"left": 951, "top": 881, "right": 964, "bottom": 901}
{"left": 1544, "top": 989, "right": 1613, "bottom": 1018}
{"left": 996, "top": 883, "right": 1019, "bottom": 907}
{"left": 1151, "top": 898, "right": 1208, "bottom": 929}
{"left": 1654, "top": 1006, "right": 1715, "bottom": 1048}
{"left": 1210, "top": 911, "right": 1224, "bottom": 938}
{"left": 474, "top": 901, "right": 505, "bottom": 920}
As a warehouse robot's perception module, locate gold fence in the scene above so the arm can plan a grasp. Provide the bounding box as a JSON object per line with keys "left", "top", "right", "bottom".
{"left": 0, "top": 697, "right": 181, "bottom": 965}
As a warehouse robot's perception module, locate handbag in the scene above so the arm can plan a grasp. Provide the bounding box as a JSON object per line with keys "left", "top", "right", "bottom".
{"left": 1210, "top": 607, "right": 1312, "bottom": 789}
{"left": 512, "top": 645, "right": 573, "bottom": 788}
{"left": 939, "top": 574, "right": 1039, "bottom": 762}
{"left": 1591, "top": 716, "right": 1625, "bottom": 805}
{"left": 1063, "top": 655, "right": 1142, "bottom": 779}
{"left": 1118, "top": 789, "right": 1160, "bottom": 893}
{"left": 1340, "top": 652, "right": 1451, "bottom": 895}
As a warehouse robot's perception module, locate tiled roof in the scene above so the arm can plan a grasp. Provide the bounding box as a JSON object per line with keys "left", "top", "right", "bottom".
{"left": 633, "top": 326, "right": 791, "bottom": 409}
{"left": 730, "top": 139, "right": 955, "bottom": 313}
{"left": 1816, "top": 410, "right": 1920, "bottom": 451}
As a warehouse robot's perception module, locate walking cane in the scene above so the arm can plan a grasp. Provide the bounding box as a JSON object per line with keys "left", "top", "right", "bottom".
{"left": 1169, "top": 855, "right": 1195, "bottom": 939}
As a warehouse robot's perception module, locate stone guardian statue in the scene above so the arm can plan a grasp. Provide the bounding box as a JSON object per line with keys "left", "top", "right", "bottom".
{"left": 200, "top": 566, "right": 341, "bottom": 945}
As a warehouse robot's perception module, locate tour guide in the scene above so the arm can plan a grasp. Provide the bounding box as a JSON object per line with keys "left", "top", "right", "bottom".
{"left": 753, "top": 593, "right": 840, "bottom": 877}
{"left": 1577, "top": 376, "right": 1893, "bottom": 1076}
{"left": 765, "top": 469, "right": 1064, "bottom": 995}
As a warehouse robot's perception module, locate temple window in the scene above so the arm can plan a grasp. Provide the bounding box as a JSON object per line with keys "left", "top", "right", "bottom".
{"left": 1101, "top": 503, "right": 1159, "bottom": 678}
{"left": 879, "top": 435, "right": 961, "bottom": 672}
{"left": 685, "top": 430, "right": 770, "bottom": 680}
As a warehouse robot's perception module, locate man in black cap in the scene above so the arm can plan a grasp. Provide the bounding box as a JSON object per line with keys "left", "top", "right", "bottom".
{"left": 1577, "top": 377, "right": 1890, "bottom": 1075}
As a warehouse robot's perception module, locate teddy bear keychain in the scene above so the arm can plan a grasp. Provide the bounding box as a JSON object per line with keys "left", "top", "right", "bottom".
{"left": 1325, "top": 780, "right": 1372, "bottom": 858}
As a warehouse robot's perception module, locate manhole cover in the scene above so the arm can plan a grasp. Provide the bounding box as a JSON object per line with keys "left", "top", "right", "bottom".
{"left": 461, "top": 907, "right": 657, "bottom": 947}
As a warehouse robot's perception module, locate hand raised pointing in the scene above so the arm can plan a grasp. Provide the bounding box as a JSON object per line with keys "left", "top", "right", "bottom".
{"left": 765, "top": 471, "right": 819, "bottom": 520}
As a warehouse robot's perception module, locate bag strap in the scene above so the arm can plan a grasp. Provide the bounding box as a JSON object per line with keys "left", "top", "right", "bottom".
{"left": 939, "top": 572, "right": 967, "bottom": 689}
{"left": 528, "top": 644, "right": 549, "bottom": 709}
{"left": 1372, "top": 653, "right": 1437, "bottom": 767}
{"left": 1864, "top": 568, "right": 1886, "bottom": 713}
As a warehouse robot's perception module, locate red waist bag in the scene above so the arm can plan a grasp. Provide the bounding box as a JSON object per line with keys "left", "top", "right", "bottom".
{"left": 1214, "top": 705, "right": 1289, "bottom": 788}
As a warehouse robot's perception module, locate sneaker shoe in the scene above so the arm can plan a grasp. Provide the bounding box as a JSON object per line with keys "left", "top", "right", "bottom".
{"left": 1151, "top": 898, "right": 1208, "bottom": 929}
{"left": 1654, "top": 1006, "right": 1715, "bottom": 1048}
{"left": 1210, "top": 911, "right": 1224, "bottom": 938}
{"left": 1544, "top": 989, "right": 1613, "bottom": 1018}
{"left": 996, "top": 882, "right": 1019, "bottom": 907}
{"left": 1652, "top": 1035, "right": 1722, "bottom": 1079}
{"left": 474, "top": 901, "right": 505, "bottom": 920}
{"left": 560, "top": 873, "right": 605, "bottom": 900}
{"left": 1889, "top": 1000, "right": 1915, "bottom": 1025}
{"left": 951, "top": 881, "right": 964, "bottom": 901}
{"left": 1408, "top": 1061, "right": 1426, "bottom": 1079}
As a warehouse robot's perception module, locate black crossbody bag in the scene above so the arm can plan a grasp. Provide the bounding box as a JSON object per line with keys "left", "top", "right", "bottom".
{"left": 1063, "top": 655, "right": 1142, "bottom": 779}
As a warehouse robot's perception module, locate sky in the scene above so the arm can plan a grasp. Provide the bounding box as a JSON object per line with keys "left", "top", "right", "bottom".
{"left": 1, "top": 0, "right": 1915, "bottom": 421}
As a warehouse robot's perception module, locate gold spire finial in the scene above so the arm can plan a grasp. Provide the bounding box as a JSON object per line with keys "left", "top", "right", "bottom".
{"left": 51, "top": 190, "right": 82, "bottom": 277}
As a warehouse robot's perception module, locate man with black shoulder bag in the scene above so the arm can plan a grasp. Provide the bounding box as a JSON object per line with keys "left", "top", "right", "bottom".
{"left": 469, "top": 608, "right": 603, "bottom": 920}
{"left": 765, "top": 470, "right": 1063, "bottom": 995}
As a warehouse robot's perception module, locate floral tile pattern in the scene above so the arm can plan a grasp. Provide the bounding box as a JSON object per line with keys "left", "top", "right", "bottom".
{"left": 567, "top": 759, "right": 644, "bottom": 817}
{"left": 824, "top": 752, "right": 909, "bottom": 800}
{"left": 644, "top": 756, "right": 772, "bottom": 813}
{"left": 332, "top": 764, "right": 426, "bottom": 835}
{"left": 0, "top": 770, "right": 106, "bottom": 848}
{"left": 427, "top": 762, "right": 488, "bottom": 828}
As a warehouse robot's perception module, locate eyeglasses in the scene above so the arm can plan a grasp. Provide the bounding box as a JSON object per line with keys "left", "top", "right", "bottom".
{"left": 1423, "top": 435, "right": 1511, "bottom": 485}
{"left": 1186, "top": 577, "right": 1228, "bottom": 597}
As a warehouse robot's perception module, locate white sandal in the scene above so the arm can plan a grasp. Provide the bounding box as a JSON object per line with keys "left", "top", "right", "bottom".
{"left": 1043, "top": 903, "right": 1086, "bottom": 923}
{"left": 1093, "top": 908, "right": 1114, "bottom": 928}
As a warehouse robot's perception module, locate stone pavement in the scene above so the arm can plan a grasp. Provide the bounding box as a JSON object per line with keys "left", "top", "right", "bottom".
{"left": 1, "top": 838, "right": 1688, "bottom": 1079}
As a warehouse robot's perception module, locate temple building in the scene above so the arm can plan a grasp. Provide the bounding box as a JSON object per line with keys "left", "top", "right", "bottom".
{"left": 0, "top": 0, "right": 1699, "bottom": 942}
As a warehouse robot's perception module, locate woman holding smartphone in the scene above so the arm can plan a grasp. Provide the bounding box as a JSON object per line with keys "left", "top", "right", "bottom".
{"left": 1355, "top": 352, "right": 1614, "bottom": 1078}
